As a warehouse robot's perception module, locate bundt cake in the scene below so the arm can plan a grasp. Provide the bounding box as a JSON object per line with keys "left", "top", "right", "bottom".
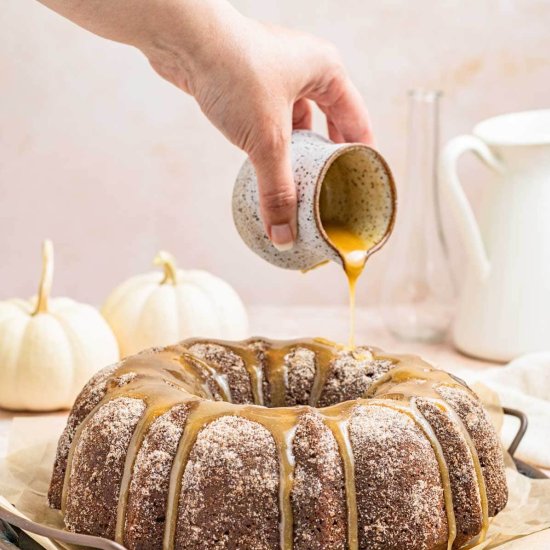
{"left": 48, "top": 338, "right": 508, "bottom": 550}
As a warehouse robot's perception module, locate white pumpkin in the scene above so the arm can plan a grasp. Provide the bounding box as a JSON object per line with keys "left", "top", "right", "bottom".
{"left": 0, "top": 241, "right": 119, "bottom": 411}
{"left": 102, "top": 251, "right": 249, "bottom": 357}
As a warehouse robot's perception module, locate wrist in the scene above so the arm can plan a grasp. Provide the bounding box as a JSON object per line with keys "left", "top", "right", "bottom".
{"left": 138, "top": 0, "right": 247, "bottom": 93}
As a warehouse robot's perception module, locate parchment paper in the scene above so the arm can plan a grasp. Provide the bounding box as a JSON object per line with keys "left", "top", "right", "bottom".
{"left": 0, "top": 393, "right": 549, "bottom": 550}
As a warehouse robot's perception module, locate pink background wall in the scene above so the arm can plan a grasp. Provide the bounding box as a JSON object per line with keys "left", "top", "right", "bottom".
{"left": 1, "top": 0, "right": 549, "bottom": 309}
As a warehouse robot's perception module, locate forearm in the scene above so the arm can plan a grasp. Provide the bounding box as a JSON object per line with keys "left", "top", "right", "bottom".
{"left": 36, "top": 0, "right": 244, "bottom": 85}
{"left": 36, "top": 0, "right": 372, "bottom": 247}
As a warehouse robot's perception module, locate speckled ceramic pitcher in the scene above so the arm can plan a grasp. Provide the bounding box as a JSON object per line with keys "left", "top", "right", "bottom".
{"left": 232, "top": 130, "right": 396, "bottom": 271}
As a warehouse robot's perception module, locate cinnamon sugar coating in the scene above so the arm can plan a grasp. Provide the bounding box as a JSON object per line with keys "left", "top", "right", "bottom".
{"left": 65, "top": 397, "right": 146, "bottom": 538}
{"left": 125, "top": 404, "right": 190, "bottom": 549}
{"left": 436, "top": 385, "right": 508, "bottom": 517}
{"left": 318, "top": 350, "right": 393, "bottom": 407}
{"left": 49, "top": 339, "right": 508, "bottom": 550}
{"left": 415, "top": 398, "right": 482, "bottom": 548}
{"left": 292, "top": 412, "right": 347, "bottom": 549}
{"left": 176, "top": 415, "right": 280, "bottom": 549}
{"left": 350, "top": 404, "right": 447, "bottom": 550}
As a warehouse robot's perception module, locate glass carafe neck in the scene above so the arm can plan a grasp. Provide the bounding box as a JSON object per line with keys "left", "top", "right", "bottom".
{"left": 379, "top": 89, "right": 454, "bottom": 343}
{"left": 402, "top": 90, "right": 442, "bottom": 216}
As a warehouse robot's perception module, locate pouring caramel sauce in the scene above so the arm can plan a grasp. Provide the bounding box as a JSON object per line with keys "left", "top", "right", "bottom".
{"left": 318, "top": 155, "right": 391, "bottom": 348}
{"left": 322, "top": 223, "right": 370, "bottom": 348}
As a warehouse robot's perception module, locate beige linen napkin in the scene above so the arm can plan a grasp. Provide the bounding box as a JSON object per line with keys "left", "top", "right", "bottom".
{"left": 470, "top": 352, "right": 550, "bottom": 470}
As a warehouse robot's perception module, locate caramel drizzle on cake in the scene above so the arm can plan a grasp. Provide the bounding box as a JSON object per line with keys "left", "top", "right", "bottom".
{"left": 321, "top": 402, "right": 359, "bottom": 549}
{"left": 58, "top": 339, "right": 494, "bottom": 550}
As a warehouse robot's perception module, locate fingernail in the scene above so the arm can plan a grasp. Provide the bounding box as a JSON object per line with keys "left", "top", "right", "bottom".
{"left": 270, "top": 224, "right": 294, "bottom": 252}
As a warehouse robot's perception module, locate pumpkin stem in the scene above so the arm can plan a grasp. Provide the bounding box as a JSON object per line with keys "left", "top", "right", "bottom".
{"left": 154, "top": 250, "right": 178, "bottom": 285}
{"left": 33, "top": 239, "right": 54, "bottom": 315}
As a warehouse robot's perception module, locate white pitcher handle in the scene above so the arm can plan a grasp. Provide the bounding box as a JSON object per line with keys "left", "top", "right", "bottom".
{"left": 439, "top": 135, "right": 503, "bottom": 280}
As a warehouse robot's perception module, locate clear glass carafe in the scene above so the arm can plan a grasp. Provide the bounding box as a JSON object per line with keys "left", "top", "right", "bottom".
{"left": 379, "top": 90, "right": 455, "bottom": 342}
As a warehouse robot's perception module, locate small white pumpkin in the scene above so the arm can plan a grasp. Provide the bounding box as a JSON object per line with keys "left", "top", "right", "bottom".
{"left": 102, "top": 251, "right": 249, "bottom": 357}
{"left": 0, "top": 241, "right": 119, "bottom": 411}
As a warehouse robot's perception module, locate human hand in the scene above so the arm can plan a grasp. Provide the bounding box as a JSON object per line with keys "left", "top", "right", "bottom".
{"left": 143, "top": 4, "right": 373, "bottom": 250}
{"left": 37, "top": 0, "right": 373, "bottom": 250}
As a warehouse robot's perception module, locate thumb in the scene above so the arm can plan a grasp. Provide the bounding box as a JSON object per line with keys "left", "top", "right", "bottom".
{"left": 249, "top": 131, "right": 297, "bottom": 251}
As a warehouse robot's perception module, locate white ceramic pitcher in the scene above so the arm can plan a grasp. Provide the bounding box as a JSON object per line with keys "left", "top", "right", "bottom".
{"left": 440, "top": 109, "right": 550, "bottom": 362}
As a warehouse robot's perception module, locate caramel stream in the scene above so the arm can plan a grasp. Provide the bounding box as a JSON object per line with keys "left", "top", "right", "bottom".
{"left": 60, "top": 339, "right": 489, "bottom": 550}
{"left": 323, "top": 222, "right": 372, "bottom": 348}
{"left": 318, "top": 152, "right": 393, "bottom": 349}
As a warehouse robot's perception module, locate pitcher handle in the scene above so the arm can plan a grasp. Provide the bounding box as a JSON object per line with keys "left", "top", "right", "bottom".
{"left": 439, "top": 135, "right": 503, "bottom": 280}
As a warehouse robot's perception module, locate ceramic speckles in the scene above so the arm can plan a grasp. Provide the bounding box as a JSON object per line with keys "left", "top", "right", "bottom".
{"left": 232, "top": 130, "right": 396, "bottom": 271}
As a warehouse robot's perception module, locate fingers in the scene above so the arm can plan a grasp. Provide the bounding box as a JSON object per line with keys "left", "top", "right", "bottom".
{"left": 292, "top": 98, "right": 313, "bottom": 130}
{"left": 310, "top": 66, "right": 374, "bottom": 146}
{"left": 327, "top": 118, "right": 345, "bottom": 144}
{"left": 248, "top": 127, "right": 297, "bottom": 251}
{"left": 250, "top": 98, "right": 311, "bottom": 250}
